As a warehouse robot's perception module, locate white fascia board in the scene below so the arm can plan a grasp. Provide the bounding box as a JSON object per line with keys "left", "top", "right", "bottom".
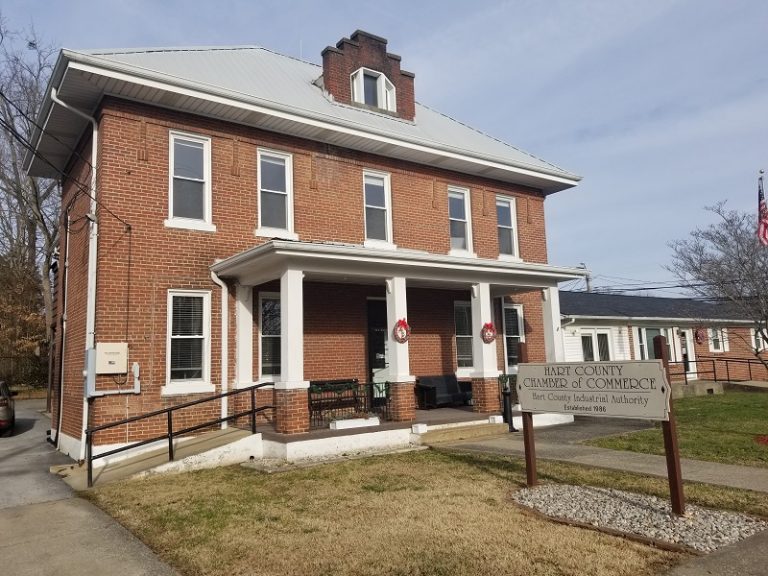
{"left": 562, "top": 314, "right": 750, "bottom": 325}
{"left": 63, "top": 57, "right": 580, "bottom": 189}
{"left": 211, "top": 241, "right": 587, "bottom": 286}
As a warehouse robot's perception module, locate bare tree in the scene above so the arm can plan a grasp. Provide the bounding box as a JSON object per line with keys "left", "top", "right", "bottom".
{"left": 667, "top": 201, "right": 768, "bottom": 365}
{"left": 0, "top": 16, "right": 59, "bottom": 344}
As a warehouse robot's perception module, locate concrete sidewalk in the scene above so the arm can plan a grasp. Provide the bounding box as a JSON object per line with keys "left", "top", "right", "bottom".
{"left": 0, "top": 400, "right": 177, "bottom": 576}
{"left": 438, "top": 417, "right": 768, "bottom": 576}
{"left": 441, "top": 434, "right": 768, "bottom": 493}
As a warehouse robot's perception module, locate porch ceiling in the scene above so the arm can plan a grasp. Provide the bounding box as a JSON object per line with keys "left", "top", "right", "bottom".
{"left": 211, "top": 240, "right": 586, "bottom": 289}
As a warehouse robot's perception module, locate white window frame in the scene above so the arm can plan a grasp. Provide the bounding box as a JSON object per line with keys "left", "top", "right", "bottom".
{"left": 454, "top": 301, "right": 474, "bottom": 377}
{"left": 502, "top": 302, "right": 525, "bottom": 374}
{"left": 256, "top": 148, "right": 298, "bottom": 241}
{"left": 258, "top": 292, "right": 281, "bottom": 382}
{"left": 580, "top": 328, "right": 612, "bottom": 362}
{"left": 496, "top": 195, "right": 520, "bottom": 261}
{"left": 708, "top": 327, "right": 729, "bottom": 353}
{"left": 635, "top": 327, "right": 674, "bottom": 360}
{"left": 448, "top": 186, "right": 475, "bottom": 257}
{"left": 163, "top": 290, "right": 214, "bottom": 396}
{"left": 165, "top": 131, "right": 215, "bottom": 232}
{"left": 753, "top": 327, "right": 767, "bottom": 352}
{"left": 362, "top": 169, "right": 396, "bottom": 249}
{"left": 350, "top": 67, "right": 396, "bottom": 112}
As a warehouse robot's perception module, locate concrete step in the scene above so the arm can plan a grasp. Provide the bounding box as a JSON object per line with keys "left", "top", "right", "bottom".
{"left": 52, "top": 427, "right": 252, "bottom": 490}
{"left": 420, "top": 422, "right": 509, "bottom": 445}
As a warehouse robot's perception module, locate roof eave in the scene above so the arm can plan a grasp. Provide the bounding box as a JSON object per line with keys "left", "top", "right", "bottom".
{"left": 27, "top": 51, "right": 581, "bottom": 193}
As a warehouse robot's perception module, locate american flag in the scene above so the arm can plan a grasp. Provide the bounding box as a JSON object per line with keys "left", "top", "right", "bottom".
{"left": 759, "top": 173, "right": 768, "bottom": 246}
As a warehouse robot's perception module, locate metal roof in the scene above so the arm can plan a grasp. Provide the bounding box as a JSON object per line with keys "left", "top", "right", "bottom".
{"left": 26, "top": 45, "right": 580, "bottom": 193}
{"left": 559, "top": 291, "right": 750, "bottom": 323}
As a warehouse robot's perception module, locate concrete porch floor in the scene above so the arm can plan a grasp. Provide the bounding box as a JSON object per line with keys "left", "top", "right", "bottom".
{"left": 260, "top": 406, "right": 499, "bottom": 443}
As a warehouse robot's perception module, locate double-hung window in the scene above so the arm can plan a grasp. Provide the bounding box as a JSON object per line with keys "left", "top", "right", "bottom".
{"left": 754, "top": 327, "right": 766, "bottom": 352}
{"left": 164, "top": 290, "right": 212, "bottom": 395}
{"left": 166, "top": 132, "right": 214, "bottom": 232}
{"left": 259, "top": 293, "right": 281, "bottom": 378}
{"left": 351, "top": 68, "right": 396, "bottom": 112}
{"left": 581, "top": 329, "right": 611, "bottom": 362}
{"left": 454, "top": 302, "right": 473, "bottom": 368}
{"left": 496, "top": 196, "right": 519, "bottom": 259}
{"left": 502, "top": 302, "right": 525, "bottom": 372}
{"left": 257, "top": 149, "right": 296, "bottom": 240}
{"left": 363, "top": 170, "right": 394, "bottom": 247}
{"left": 708, "top": 327, "right": 729, "bottom": 353}
{"left": 448, "top": 186, "right": 473, "bottom": 256}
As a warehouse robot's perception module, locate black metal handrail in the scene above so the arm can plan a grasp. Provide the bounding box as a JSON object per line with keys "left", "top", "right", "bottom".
{"left": 667, "top": 356, "right": 768, "bottom": 385}
{"left": 85, "top": 382, "right": 274, "bottom": 487}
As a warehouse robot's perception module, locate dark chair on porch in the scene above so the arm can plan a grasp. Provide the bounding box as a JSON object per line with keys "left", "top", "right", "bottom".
{"left": 415, "top": 375, "right": 472, "bottom": 409}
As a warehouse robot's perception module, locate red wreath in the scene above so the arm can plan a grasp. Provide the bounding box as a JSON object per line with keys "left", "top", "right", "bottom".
{"left": 393, "top": 318, "right": 411, "bottom": 344}
{"left": 695, "top": 328, "right": 705, "bottom": 345}
{"left": 481, "top": 322, "right": 497, "bottom": 344}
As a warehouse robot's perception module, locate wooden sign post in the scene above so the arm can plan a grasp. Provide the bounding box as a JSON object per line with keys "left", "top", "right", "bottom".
{"left": 654, "top": 335, "right": 685, "bottom": 516}
{"left": 518, "top": 343, "right": 537, "bottom": 486}
{"left": 515, "top": 335, "right": 685, "bottom": 515}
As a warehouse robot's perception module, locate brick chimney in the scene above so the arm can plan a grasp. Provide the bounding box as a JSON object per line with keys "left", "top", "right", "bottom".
{"left": 321, "top": 30, "right": 415, "bottom": 121}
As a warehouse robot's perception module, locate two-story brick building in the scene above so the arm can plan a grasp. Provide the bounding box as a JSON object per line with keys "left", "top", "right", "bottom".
{"left": 27, "top": 31, "right": 584, "bottom": 461}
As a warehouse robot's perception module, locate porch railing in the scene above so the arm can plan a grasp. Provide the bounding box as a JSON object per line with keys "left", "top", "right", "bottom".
{"left": 84, "top": 382, "right": 273, "bottom": 488}
{"left": 308, "top": 380, "right": 392, "bottom": 429}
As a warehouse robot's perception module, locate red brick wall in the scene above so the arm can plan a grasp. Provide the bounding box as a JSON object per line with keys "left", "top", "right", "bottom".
{"left": 54, "top": 96, "right": 552, "bottom": 442}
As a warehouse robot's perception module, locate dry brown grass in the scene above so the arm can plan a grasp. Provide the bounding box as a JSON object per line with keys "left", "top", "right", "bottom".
{"left": 86, "top": 450, "right": 685, "bottom": 576}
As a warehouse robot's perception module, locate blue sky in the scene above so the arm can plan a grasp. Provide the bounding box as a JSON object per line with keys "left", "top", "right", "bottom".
{"left": 4, "top": 0, "right": 767, "bottom": 294}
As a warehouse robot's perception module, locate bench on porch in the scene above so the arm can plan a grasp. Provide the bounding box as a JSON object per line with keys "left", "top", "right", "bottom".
{"left": 308, "top": 378, "right": 364, "bottom": 426}
{"left": 415, "top": 375, "right": 472, "bottom": 409}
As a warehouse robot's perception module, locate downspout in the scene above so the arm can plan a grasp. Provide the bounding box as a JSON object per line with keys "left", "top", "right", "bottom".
{"left": 53, "top": 213, "right": 71, "bottom": 448}
{"left": 211, "top": 271, "right": 229, "bottom": 428}
{"left": 51, "top": 87, "right": 98, "bottom": 461}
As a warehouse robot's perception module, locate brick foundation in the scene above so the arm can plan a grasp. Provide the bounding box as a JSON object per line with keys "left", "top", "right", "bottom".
{"left": 274, "top": 388, "right": 310, "bottom": 434}
{"left": 389, "top": 381, "right": 416, "bottom": 422}
{"left": 472, "top": 378, "right": 501, "bottom": 413}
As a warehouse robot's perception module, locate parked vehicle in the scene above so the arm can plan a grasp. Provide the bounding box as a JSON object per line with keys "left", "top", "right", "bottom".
{"left": 0, "top": 381, "right": 16, "bottom": 436}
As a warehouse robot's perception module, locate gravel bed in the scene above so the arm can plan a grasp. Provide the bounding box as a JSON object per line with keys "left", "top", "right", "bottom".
{"left": 512, "top": 484, "right": 767, "bottom": 552}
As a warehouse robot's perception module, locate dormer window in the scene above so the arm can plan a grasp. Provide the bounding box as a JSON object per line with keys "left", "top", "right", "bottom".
{"left": 351, "top": 68, "right": 396, "bottom": 112}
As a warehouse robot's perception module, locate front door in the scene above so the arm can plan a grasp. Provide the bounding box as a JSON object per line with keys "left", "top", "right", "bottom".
{"left": 367, "top": 300, "right": 388, "bottom": 383}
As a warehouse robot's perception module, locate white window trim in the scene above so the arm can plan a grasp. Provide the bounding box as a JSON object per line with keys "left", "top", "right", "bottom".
{"left": 255, "top": 148, "right": 298, "bottom": 240}
{"left": 165, "top": 131, "right": 216, "bottom": 232}
{"left": 162, "top": 289, "right": 214, "bottom": 397}
{"left": 502, "top": 302, "right": 525, "bottom": 374}
{"left": 708, "top": 327, "right": 729, "bottom": 353}
{"left": 454, "top": 300, "right": 474, "bottom": 378}
{"left": 258, "top": 291, "right": 281, "bottom": 381}
{"left": 448, "top": 186, "right": 476, "bottom": 258}
{"left": 496, "top": 195, "right": 521, "bottom": 262}
{"left": 634, "top": 327, "right": 675, "bottom": 360}
{"left": 580, "top": 328, "right": 612, "bottom": 362}
{"left": 363, "top": 169, "right": 396, "bottom": 249}
{"left": 753, "top": 327, "right": 767, "bottom": 352}
{"left": 350, "top": 67, "right": 396, "bottom": 112}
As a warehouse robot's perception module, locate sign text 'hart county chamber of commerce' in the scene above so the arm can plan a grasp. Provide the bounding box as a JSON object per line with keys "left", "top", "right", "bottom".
{"left": 516, "top": 361, "right": 671, "bottom": 421}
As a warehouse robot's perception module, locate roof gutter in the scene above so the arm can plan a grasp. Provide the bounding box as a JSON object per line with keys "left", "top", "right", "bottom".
{"left": 51, "top": 86, "right": 99, "bottom": 462}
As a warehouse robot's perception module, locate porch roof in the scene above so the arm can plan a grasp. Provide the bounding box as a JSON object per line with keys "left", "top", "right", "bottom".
{"left": 211, "top": 240, "right": 586, "bottom": 289}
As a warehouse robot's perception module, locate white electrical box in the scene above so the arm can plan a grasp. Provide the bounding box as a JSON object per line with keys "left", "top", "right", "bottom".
{"left": 95, "top": 342, "right": 128, "bottom": 374}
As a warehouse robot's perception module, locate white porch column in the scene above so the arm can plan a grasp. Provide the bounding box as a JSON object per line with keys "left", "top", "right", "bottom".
{"left": 235, "top": 284, "right": 253, "bottom": 387}
{"left": 471, "top": 282, "right": 501, "bottom": 378}
{"left": 542, "top": 286, "right": 565, "bottom": 362}
{"left": 277, "top": 268, "right": 308, "bottom": 389}
{"left": 385, "top": 277, "right": 415, "bottom": 382}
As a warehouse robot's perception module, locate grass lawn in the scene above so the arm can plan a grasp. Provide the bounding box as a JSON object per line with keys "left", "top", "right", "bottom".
{"left": 86, "top": 450, "right": 768, "bottom": 576}
{"left": 586, "top": 391, "right": 768, "bottom": 468}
